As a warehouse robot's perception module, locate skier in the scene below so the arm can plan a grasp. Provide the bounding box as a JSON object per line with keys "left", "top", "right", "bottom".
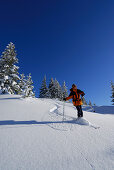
{"left": 63, "top": 84, "right": 85, "bottom": 118}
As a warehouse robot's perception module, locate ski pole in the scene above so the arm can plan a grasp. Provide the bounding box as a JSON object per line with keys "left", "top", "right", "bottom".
{"left": 63, "top": 101, "right": 65, "bottom": 121}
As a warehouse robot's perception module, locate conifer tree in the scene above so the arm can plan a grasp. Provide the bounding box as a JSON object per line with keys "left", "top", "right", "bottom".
{"left": 82, "top": 96, "right": 87, "bottom": 105}
{"left": 18, "top": 74, "right": 26, "bottom": 95}
{"left": 0, "top": 57, "right": 5, "bottom": 93}
{"left": 54, "top": 79, "right": 59, "bottom": 98}
{"left": 39, "top": 76, "right": 50, "bottom": 98}
{"left": 23, "top": 73, "right": 35, "bottom": 97}
{"left": 59, "top": 85, "right": 63, "bottom": 100}
{"left": 0, "top": 42, "right": 20, "bottom": 94}
{"left": 89, "top": 100, "right": 92, "bottom": 106}
{"left": 54, "top": 79, "right": 63, "bottom": 100}
{"left": 111, "top": 81, "right": 114, "bottom": 105}
{"left": 62, "top": 81, "right": 68, "bottom": 99}
{"left": 48, "top": 78, "right": 55, "bottom": 98}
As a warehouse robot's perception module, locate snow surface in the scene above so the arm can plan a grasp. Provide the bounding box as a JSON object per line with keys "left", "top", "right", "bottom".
{"left": 82, "top": 105, "right": 114, "bottom": 114}
{"left": 0, "top": 95, "right": 114, "bottom": 170}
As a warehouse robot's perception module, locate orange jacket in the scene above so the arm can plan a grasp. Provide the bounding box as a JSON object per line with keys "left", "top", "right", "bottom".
{"left": 65, "top": 88, "right": 85, "bottom": 106}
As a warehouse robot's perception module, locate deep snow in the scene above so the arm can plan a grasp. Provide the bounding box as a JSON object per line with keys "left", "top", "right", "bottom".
{"left": 0, "top": 95, "right": 114, "bottom": 170}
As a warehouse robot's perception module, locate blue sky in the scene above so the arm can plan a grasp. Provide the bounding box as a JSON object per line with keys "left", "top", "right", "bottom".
{"left": 0, "top": 0, "right": 114, "bottom": 105}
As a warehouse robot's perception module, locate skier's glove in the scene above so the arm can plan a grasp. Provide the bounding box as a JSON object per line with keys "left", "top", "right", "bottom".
{"left": 63, "top": 98, "right": 66, "bottom": 101}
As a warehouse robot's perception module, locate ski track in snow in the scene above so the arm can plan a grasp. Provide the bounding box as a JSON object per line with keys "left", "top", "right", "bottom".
{"left": 49, "top": 103, "right": 100, "bottom": 131}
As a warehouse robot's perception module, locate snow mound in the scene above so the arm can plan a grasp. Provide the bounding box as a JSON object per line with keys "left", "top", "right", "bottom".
{"left": 73, "top": 118, "right": 100, "bottom": 129}
{"left": 50, "top": 106, "right": 57, "bottom": 112}
{"left": 74, "top": 117, "right": 90, "bottom": 125}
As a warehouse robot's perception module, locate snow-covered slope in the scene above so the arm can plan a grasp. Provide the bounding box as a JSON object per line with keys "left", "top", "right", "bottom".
{"left": 82, "top": 105, "right": 114, "bottom": 114}
{"left": 0, "top": 95, "right": 114, "bottom": 170}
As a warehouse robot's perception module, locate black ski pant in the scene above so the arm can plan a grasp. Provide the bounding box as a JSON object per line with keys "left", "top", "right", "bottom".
{"left": 76, "top": 105, "right": 83, "bottom": 117}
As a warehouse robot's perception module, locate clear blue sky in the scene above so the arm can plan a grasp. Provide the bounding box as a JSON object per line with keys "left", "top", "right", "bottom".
{"left": 0, "top": 0, "right": 114, "bottom": 105}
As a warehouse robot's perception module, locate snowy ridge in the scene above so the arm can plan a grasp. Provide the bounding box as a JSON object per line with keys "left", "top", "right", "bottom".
{"left": 82, "top": 105, "right": 114, "bottom": 114}
{"left": 0, "top": 95, "right": 114, "bottom": 170}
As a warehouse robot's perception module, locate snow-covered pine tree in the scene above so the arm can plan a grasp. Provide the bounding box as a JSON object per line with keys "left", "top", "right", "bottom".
{"left": 62, "top": 81, "right": 68, "bottom": 100}
{"left": 39, "top": 76, "right": 50, "bottom": 98}
{"left": 57, "top": 81, "right": 63, "bottom": 100}
{"left": 89, "top": 100, "right": 92, "bottom": 106}
{"left": 0, "top": 42, "right": 20, "bottom": 94}
{"left": 23, "top": 73, "right": 35, "bottom": 98}
{"left": 111, "top": 81, "right": 114, "bottom": 105}
{"left": 54, "top": 79, "right": 63, "bottom": 100}
{"left": 48, "top": 78, "right": 56, "bottom": 98}
{"left": 54, "top": 79, "right": 59, "bottom": 99}
{"left": 82, "top": 96, "right": 87, "bottom": 105}
{"left": 0, "top": 56, "right": 4, "bottom": 93}
{"left": 89, "top": 100, "right": 95, "bottom": 112}
{"left": 18, "top": 74, "right": 26, "bottom": 95}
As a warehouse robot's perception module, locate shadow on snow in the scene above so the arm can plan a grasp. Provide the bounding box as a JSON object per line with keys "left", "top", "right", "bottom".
{"left": 0, "top": 120, "right": 85, "bottom": 126}
{"left": 0, "top": 97, "right": 21, "bottom": 100}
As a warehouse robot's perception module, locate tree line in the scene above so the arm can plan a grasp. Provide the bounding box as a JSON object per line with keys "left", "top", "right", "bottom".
{"left": 39, "top": 76, "right": 68, "bottom": 100}
{"left": 0, "top": 42, "right": 68, "bottom": 100}
{"left": 0, "top": 42, "right": 34, "bottom": 97}
{"left": 0, "top": 42, "right": 114, "bottom": 105}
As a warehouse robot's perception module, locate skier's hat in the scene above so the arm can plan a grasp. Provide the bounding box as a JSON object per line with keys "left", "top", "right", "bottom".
{"left": 72, "top": 84, "right": 77, "bottom": 88}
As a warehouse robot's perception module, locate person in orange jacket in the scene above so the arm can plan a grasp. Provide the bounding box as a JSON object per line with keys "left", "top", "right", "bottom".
{"left": 63, "top": 84, "right": 85, "bottom": 118}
